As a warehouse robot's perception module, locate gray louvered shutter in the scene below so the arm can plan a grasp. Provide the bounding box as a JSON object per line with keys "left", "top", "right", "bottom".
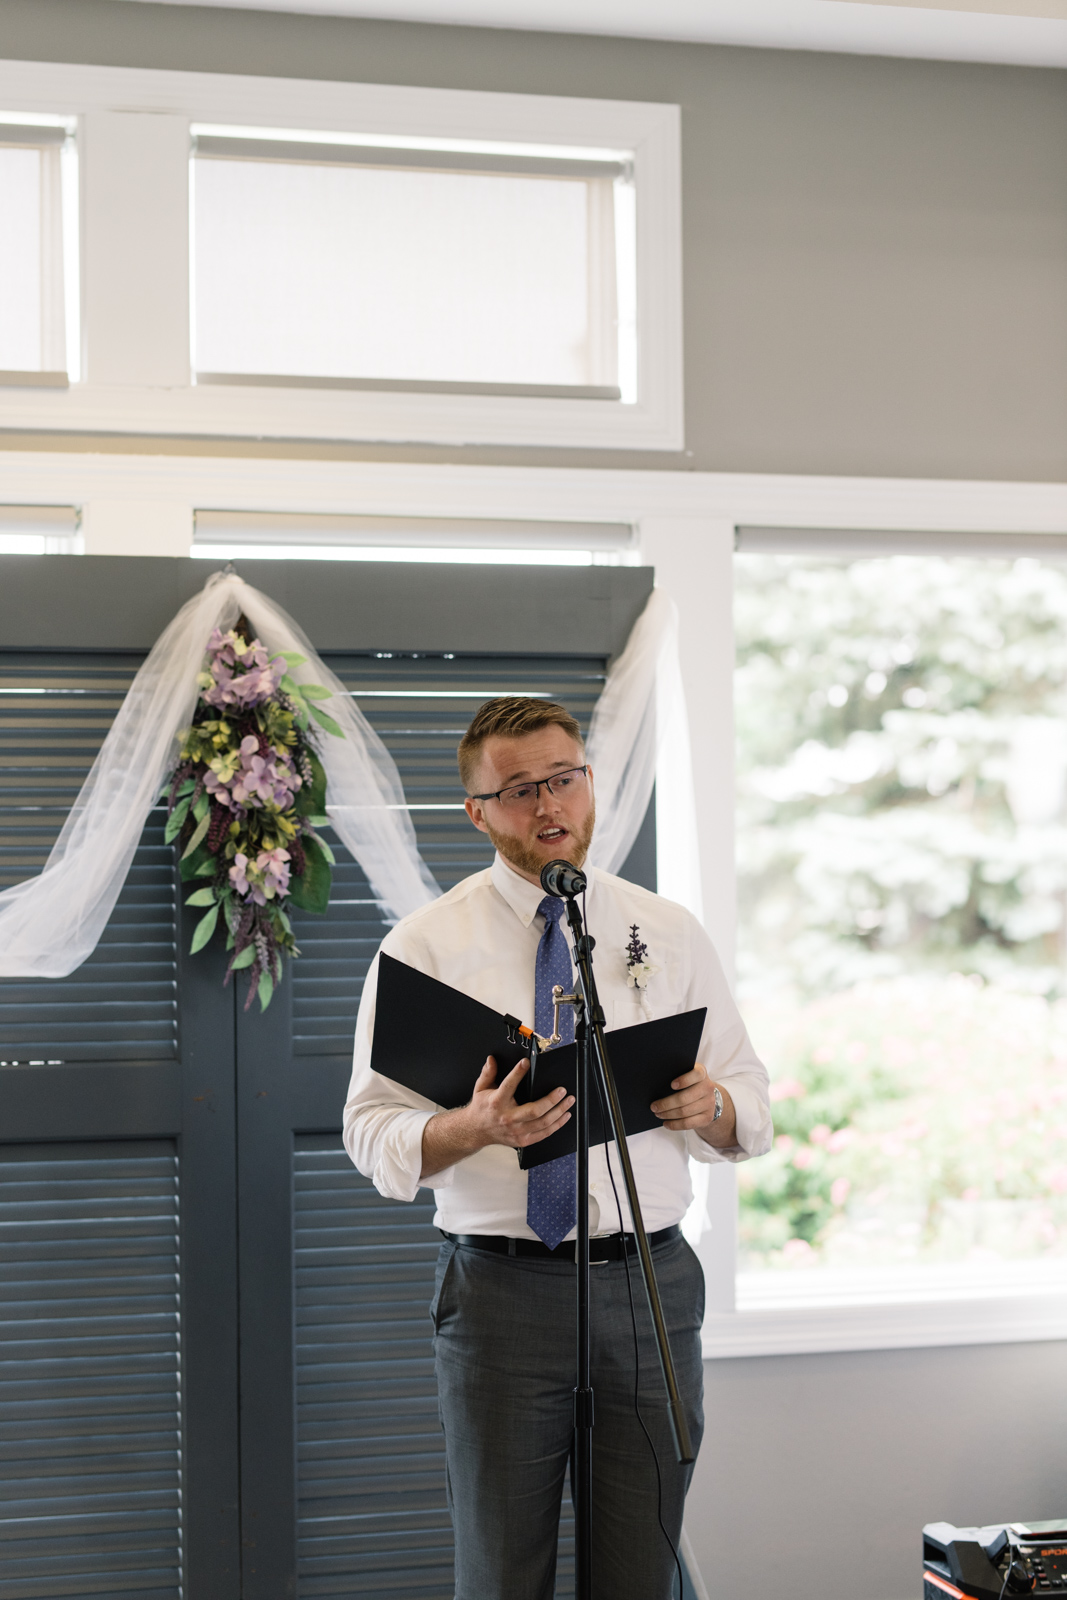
{"left": 0, "top": 650, "right": 178, "bottom": 1065}
{"left": 0, "top": 643, "right": 206, "bottom": 1593}
{"left": 293, "top": 1137, "right": 453, "bottom": 1598}
{"left": 0, "top": 1140, "right": 182, "bottom": 1600}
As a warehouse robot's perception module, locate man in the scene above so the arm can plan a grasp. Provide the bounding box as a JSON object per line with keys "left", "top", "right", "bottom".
{"left": 344, "top": 697, "right": 771, "bottom": 1600}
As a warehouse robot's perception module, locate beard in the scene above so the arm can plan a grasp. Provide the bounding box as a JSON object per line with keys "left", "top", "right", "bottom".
{"left": 483, "top": 799, "right": 597, "bottom": 884}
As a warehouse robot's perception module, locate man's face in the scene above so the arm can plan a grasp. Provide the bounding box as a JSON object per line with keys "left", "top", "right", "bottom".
{"left": 464, "top": 726, "right": 596, "bottom": 886}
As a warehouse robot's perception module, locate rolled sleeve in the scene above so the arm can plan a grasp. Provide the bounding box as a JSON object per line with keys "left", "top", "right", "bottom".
{"left": 372, "top": 1106, "right": 450, "bottom": 1202}
{"left": 343, "top": 948, "right": 457, "bottom": 1202}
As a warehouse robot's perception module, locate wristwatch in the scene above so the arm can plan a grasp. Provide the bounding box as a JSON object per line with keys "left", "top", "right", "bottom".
{"left": 711, "top": 1084, "right": 723, "bottom": 1123}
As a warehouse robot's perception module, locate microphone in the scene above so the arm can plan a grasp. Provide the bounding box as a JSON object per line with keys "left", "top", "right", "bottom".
{"left": 540, "top": 859, "right": 587, "bottom": 899}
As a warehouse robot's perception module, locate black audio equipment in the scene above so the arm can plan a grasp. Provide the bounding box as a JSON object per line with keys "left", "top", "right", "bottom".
{"left": 925, "top": 1521, "right": 1067, "bottom": 1600}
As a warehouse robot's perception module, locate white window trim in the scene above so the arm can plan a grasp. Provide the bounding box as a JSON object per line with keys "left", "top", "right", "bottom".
{"left": 3, "top": 452, "right": 1067, "bottom": 1353}
{"left": 701, "top": 1287, "right": 1067, "bottom": 1359}
{"left": 0, "top": 60, "right": 682, "bottom": 450}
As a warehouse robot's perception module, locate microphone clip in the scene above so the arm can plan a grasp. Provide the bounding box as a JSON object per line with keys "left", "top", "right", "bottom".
{"left": 503, "top": 983, "right": 582, "bottom": 1058}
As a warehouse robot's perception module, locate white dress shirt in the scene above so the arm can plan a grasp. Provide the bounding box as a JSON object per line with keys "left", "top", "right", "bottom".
{"left": 343, "top": 853, "right": 772, "bottom": 1239}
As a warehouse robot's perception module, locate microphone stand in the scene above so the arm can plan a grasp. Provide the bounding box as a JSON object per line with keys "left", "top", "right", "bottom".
{"left": 556, "top": 890, "right": 695, "bottom": 1600}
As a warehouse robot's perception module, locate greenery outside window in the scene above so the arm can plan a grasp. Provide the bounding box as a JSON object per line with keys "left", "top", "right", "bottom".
{"left": 735, "top": 547, "right": 1067, "bottom": 1312}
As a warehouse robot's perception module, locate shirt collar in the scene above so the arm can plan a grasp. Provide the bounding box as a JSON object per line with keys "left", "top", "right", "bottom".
{"left": 490, "top": 851, "right": 596, "bottom": 928}
{"left": 490, "top": 852, "right": 547, "bottom": 928}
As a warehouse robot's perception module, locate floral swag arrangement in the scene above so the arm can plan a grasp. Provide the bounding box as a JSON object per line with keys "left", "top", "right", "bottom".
{"left": 164, "top": 618, "right": 344, "bottom": 1009}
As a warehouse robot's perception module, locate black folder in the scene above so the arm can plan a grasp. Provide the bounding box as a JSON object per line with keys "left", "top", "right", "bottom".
{"left": 370, "top": 952, "right": 707, "bottom": 1171}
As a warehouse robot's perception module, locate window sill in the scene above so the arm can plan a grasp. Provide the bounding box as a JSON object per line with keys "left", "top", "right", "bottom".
{"left": 702, "top": 1283, "right": 1067, "bottom": 1359}
{"left": 0, "top": 380, "right": 682, "bottom": 450}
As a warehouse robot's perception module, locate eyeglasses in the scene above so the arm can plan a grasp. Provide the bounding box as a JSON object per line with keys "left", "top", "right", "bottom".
{"left": 470, "top": 765, "right": 589, "bottom": 810}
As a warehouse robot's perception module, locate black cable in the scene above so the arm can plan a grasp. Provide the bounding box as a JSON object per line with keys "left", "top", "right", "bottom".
{"left": 583, "top": 901, "right": 686, "bottom": 1600}
{"left": 996, "top": 1541, "right": 1029, "bottom": 1600}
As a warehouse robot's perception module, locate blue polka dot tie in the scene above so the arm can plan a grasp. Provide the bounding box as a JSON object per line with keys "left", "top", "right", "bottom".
{"left": 526, "top": 895, "right": 577, "bottom": 1249}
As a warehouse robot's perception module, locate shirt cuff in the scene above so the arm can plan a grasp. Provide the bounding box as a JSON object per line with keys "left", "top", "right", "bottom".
{"left": 685, "top": 1079, "right": 773, "bottom": 1165}
{"left": 371, "top": 1108, "right": 455, "bottom": 1201}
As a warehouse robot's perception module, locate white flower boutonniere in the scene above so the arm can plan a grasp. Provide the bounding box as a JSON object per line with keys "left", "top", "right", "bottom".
{"left": 624, "top": 924, "right": 661, "bottom": 991}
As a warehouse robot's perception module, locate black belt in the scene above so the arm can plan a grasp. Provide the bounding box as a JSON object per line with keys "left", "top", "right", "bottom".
{"left": 440, "top": 1223, "right": 681, "bottom": 1263}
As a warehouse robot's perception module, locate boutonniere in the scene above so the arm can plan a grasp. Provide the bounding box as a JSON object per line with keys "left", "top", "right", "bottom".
{"left": 625, "top": 924, "right": 661, "bottom": 990}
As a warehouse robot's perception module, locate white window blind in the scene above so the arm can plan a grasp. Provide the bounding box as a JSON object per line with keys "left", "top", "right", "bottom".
{"left": 0, "top": 119, "right": 77, "bottom": 381}
{"left": 0, "top": 504, "right": 80, "bottom": 555}
{"left": 191, "top": 509, "right": 635, "bottom": 566}
{"left": 191, "top": 130, "right": 634, "bottom": 398}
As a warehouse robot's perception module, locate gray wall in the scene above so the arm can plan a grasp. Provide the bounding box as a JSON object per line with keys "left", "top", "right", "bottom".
{"left": 693, "top": 1339, "right": 1067, "bottom": 1600}
{"left": 1, "top": 0, "right": 1065, "bottom": 481}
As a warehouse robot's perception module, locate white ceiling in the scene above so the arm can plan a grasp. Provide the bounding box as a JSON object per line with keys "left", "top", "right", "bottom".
{"left": 118, "top": 0, "right": 1067, "bottom": 68}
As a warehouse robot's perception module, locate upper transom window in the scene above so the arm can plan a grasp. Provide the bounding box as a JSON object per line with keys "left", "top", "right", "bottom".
{"left": 190, "top": 126, "right": 637, "bottom": 403}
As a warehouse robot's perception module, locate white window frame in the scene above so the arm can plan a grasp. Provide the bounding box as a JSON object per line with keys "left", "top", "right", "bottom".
{"left": 0, "top": 112, "right": 79, "bottom": 383}
{"left": 3, "top": 448, "right": 1067, "bottom": 1355}
{"left": 0, "top": 60, "right": 682, "bottom": 451}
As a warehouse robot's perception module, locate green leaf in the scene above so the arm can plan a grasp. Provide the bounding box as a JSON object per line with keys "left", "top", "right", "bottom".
{"left": 279, "top": 651, "right": 307, "bottom": 668}
{"left": 189, "top": 902, "right": 219, "bottom": 954}
{"left": 185, "top": 886, "right": 217, "bottom": 907}
{"left": 229, "top": 945, "right": 256, "bottom": 971}
{"left": 179, "top": 844, "right": 210, "bottom": 881}
{"left": 280, "top": 674, "right": 305, "bottom": 703}
{"left": 309, "top": 704, "right": 344, "bottom": 739}
{"left": 258, "top": 970, "right": 274, "bottom": 1010}
{"left": 176, "top": 777, "right": 195, "bottom": 798}
{"left": 181, "top": 809, "right": 211, "bottom": 859}
{"left": 286, "top": 834, "right": 332, "bottom": 915}
{"left": 316, "top": 835, "right": 336, "bottom": 866}
{"left": 307, "top": 750, "right": 327, "bottom": 814}
{"left": 164, "top": 794, "right": 192, "bottom": 844}
{"left": 306, "top": 813, "right": 330, "bottom": 828}
{"left": 300, "top": 683, "right": 332, "bottom": 701}
{"left": 193, "top": 791, "right": 210, "bottom": 822}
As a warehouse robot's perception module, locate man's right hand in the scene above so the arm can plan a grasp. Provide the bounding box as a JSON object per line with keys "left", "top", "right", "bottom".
{"left": 420, "top": 1056, "right": 574, "bottom": 1179}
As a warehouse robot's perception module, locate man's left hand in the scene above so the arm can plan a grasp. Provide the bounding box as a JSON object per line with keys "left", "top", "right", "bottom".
{"left": 651, "top": 1063, "right": 737, "bottom": 1148}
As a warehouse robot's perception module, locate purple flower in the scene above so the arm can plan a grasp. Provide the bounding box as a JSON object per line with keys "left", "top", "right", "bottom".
{"left": 230, "top": 740, "right": 302, "bottom": 811}
{"left": 228, "top": 847, "right": 290, "bottom": 906}
{"left": 201, "top": 635, "right": 287, "bottom": 711}
{"left": 258, "top": 847, "right": 291, "bottom": 899}
{"left": 203, "top": 769, "right": 236, "bottom": 808}
{"left": 229, "top": 852, "right": 260, "bottom": 903}
{"left": 207, "top": 627, "right": 237, "bottom": 666}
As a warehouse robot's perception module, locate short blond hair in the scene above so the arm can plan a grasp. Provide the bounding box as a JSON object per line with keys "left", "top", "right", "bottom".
{"left": 458, "top": 697, "right": 584, "bottom": 793}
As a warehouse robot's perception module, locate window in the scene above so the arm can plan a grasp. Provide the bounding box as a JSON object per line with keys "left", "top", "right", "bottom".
{"left": 735, "top": 545, "right": 1067, "bottom": 1313}
{"left": 0, "top": 116, "right": 78, "bottom": 382}
{"left": 0, "top": 65, "right": 679, "bottom": 447}
{"left": 191, "top": 128, "right": 635, "bottom": 400}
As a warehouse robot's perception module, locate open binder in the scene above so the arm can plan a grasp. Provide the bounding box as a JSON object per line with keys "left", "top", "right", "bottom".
{"left": 370, "top": 952, "right": 707, "bottom": 1170}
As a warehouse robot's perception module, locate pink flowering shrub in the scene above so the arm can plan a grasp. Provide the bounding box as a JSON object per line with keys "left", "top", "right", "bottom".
{"left": 739, "top": 975, "right": 1067, "bottom": 1269}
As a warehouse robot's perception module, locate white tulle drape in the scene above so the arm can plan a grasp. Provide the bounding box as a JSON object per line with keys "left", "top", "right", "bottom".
{"left": 0, "top": 572, "right": 701, "bottom": 980}
{"left": 587, "top": 588, "right": 703, "bottom": 920}
{"left": 0, "top": 571, "right": 439, "bottom": 979}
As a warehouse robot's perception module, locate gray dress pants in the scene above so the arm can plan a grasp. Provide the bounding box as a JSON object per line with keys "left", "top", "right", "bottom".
{"left": 430, "top": 1232, "right": 705, "bottom": 1600}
